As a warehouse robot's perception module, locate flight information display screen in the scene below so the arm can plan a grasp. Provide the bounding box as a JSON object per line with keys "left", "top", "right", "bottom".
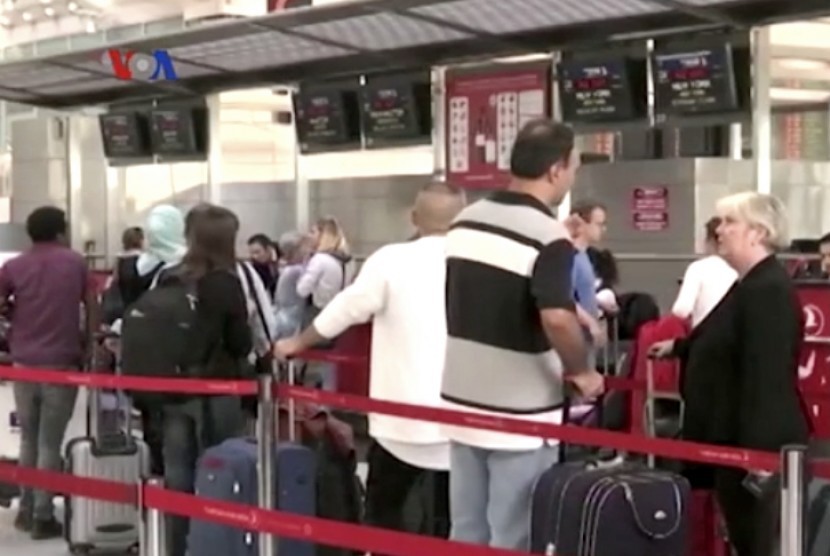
{"left": 558, "top": 59, "right": 637, "bottom": 123}
{"left": 149, "top": 109, "right": 197, "bottom": 155}
{"left": 652, "top": 44, "right": 738, "bottom": 117}
{"left": 360, "top": 80, "right": 421, "bottom": 145}
{"left": 295, "top": 88, "right": 360, "bottom": 152}
{"left": 99, "top": 113, "right": 147, "bottom": 157}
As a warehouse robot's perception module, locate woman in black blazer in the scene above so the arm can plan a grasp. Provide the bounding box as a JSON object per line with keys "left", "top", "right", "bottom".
{"left": 651, "top": 192, "right": 808, "bottom": 556}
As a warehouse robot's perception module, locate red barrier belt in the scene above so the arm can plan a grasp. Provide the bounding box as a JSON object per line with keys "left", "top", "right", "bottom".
{"left": 145, "top": 486, "right": 528, "bottom": 556}
{"left": 0, "top": 458, "right": 532, "bottom": 556}
{"left": 0, "top": 366, "right": 256, "bottom": 396}
{"left": 0, "top": 364, "right": 827, "bottom": 478}
{"left": 0, "top": 461, "right": 135, "bottom": 505}
{"left": 298, "top": 351, "right": 368, "bottom": 366}
{"left": 278, "top": 384, "right": 830, "bottom": 479}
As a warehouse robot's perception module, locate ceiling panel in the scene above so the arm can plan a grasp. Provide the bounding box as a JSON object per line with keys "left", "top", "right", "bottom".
{"left": 293, "top": 12, "right": 470, "bottom": 51}
{"left": 59, "top": 56, "right": 219, "bottom": 80}
{"left": 0, "top": 64, "right": 95, "bottom": 90}
{"left": 169, "top": 31, "right": 352, "bottom": 71}
{"left": 31, "top": 78, "right": 132, "bottom": 96}
{"left": 411, "top": 0, "right": 666, "bottom": 34}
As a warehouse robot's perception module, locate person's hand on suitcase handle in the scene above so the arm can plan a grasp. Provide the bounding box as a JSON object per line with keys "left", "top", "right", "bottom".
{"left": 565, "top": 368, "right": 605, "bottom": 400}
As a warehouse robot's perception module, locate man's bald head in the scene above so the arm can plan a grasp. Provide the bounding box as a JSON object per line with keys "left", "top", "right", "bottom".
{"left": 412, "top": 182, "right": 466, "bottom": 236}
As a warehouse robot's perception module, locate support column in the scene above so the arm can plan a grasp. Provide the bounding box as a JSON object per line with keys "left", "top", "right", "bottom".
{"left": 292, "top": 89, "right": 310, "bottom": 232}
{"left": 729, "top": 124, "right": 743, "bottom": 160}
{"left": 10, "top": 115, "right": 69, "bottom": 230}
{"left": 432, "top": 67, "right": 447, "bottom": 181}
{"left": 551, "top": 52, "right": 571, "bottom": 220}
{"left": 752, "top": 26, "right": 772, "bottom": 195}
{"left": 205, "top": 94, "right": 223, "bottom": 205}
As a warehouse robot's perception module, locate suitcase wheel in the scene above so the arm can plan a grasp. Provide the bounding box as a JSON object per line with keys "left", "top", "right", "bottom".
{"left": 69, "top": 544, "right": 93, "bottom": 555}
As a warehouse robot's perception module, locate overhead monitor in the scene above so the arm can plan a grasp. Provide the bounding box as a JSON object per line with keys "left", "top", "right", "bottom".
{"left": 360, "top": 71, "right": 432, "bottom": 148}
{"left": 557, "top": 57, "right": 647, "bottom": 125}
{"left": 294, "top": 83, "right": 361, "bottom": 153}
{"left": 99, "top": 112, "right": 150, "bottom": 158}
{"left": 149, "top": 108, "right": 200, "bottom": 156}
{"left": 652, "top": 39, "right": 742, "bottom": 120}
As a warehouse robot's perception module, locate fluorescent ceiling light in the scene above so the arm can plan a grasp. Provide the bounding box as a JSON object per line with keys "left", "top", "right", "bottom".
{"left": 777, "top": 58, "right": 830, "bottom": 70}
{"left": 68, "top": 1, "right": 78, "bottom": 11}
{"left": 21, "top": 11, "right": 32, "bottom": 21}
{"left": 771, "top": 87, "right": 830, "bottom": 102}
{"left": 0, "top": 15, "right": 8, "bottom": 25}
{"left": 43, "top": 6, "right": 53, "bottom": 15}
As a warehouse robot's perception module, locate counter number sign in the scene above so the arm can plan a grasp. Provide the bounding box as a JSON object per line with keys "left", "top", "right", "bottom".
{"left": 103, "top": 49, "right": 178, "bottom": 81}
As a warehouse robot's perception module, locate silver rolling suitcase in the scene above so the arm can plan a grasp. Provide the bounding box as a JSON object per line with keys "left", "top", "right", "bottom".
{"left": 64, "top": 373, "right": 150, "bottom": 555}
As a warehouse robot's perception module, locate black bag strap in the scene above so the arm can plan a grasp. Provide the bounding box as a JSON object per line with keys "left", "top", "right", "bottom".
{"left": 240, "top": 262, "right": 272, "bottom": 344}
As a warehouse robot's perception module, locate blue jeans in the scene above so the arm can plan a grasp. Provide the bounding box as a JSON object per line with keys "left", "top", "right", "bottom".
{"left": 449, "top": 441, "right": 557, "bottom": 550}
{"left": 162, "top": 396, "right": 244, "bottom": 556}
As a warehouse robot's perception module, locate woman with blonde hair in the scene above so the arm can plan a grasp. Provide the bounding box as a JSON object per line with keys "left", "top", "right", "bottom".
{"left": 296, "top": 216, "right": 353, "bottom": 390}
{"left": 650, "top": 191, "right": 808, "bottom": 556}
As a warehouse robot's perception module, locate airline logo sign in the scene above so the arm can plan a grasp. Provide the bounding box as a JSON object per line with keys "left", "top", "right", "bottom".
{"left": 805, "top": 304, "right": 825, "bottom": 337}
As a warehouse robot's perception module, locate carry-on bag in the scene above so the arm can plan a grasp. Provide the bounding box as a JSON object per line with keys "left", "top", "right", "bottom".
{"left": 189, "top": 358, "right": 317, "bottom": 556}
{"left": 531, "top": 393, "right": 691, "bottom": 556}
{"left": 188, "top": 437, "right": 317, "bottom": 556}
{"left": 64, "top": 360, "right": 150, "bottom": 554}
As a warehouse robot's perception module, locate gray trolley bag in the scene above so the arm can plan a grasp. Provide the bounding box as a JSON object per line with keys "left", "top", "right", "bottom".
{"left": 64, "top": 367, "right": 150, "bottom": 555}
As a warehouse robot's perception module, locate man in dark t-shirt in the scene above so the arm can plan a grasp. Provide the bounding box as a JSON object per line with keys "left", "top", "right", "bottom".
{"left": 0, "top": 207, "right": 98, "bottom": 540}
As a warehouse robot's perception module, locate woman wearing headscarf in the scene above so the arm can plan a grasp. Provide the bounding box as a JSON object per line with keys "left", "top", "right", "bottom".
{"left": 110, "top": 204, "right": 187, "bottom": 476}
{"left": 119, "top": 205, "right": 188, "bottom": 306}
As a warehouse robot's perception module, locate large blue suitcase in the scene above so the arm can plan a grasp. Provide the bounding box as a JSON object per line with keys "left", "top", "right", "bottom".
{"left": 531, "top": 461, "right": 690, "bottom": 556}
{"left": 188, "top": 437, "right": 316, "bottom": 556}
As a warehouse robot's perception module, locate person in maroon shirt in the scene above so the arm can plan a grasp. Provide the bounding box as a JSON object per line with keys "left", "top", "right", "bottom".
{"left": 0, "top": 206, "right": 98, "bottom": 540}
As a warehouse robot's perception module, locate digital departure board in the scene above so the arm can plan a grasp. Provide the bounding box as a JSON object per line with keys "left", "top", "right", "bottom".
{"left": 294, "top": 86, "right": 361, "bottom": 153}
{"left": 652, "top": 44, "right": 738, "bottom": 117}
{"left": 558, "top": 59, "right": 637, "bottom": 123}
{"left": 99, "top": 113, "right": 147, "bottom": 158}
{"left": 149, "top": 109, "right": 197, "bottom": 155}
{"left": 360, "top": 73, "right": 431, "bottom": 148}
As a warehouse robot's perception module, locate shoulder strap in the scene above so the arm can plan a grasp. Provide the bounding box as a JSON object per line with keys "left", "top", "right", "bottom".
{"left": 240, "top": 263, "right": 272, "bottom": 343}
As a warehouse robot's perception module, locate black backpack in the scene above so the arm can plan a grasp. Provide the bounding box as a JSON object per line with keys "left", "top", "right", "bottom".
{"left": 120, "top": 270, "right": 198, "bottom": 387}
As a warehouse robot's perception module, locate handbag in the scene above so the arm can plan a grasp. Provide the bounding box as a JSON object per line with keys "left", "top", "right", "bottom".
{"left": 239, "top": 263, "right": 274, "bottom": 375}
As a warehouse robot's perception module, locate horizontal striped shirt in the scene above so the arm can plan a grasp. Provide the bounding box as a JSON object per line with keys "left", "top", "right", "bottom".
{"left": 441, "top": 190, "right": 577, "bottom": 450}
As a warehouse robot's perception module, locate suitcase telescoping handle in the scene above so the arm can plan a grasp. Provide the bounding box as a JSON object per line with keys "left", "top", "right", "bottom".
{"left": 644, "top": 353, "right": 685, "bottom": 469}
{"left": 86, "top": 345, "right": 134, "bottom": 451}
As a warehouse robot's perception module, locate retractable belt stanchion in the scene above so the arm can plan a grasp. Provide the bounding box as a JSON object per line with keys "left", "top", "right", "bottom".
{"left": 258, "top": 373, "right": 277, "bottom": 556}
{"left": 780, "top": 445, "right": 807, "bottom": 556}
{"left": 142, "top": 477, "right": 166, "bottom": 556}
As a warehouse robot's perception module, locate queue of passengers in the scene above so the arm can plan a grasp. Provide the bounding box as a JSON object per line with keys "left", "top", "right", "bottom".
{"left": 0, "top": 117, "right": 807, "bottom": 556}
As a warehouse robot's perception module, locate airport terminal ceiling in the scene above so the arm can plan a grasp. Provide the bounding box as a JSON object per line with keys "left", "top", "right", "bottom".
{"left": 0, "top": 0, "right": 828, "bottom": 108}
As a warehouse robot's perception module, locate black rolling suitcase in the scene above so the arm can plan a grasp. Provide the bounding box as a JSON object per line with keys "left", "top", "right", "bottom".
{"left": 530, "top": 398, "right": 691, "bottom": 556}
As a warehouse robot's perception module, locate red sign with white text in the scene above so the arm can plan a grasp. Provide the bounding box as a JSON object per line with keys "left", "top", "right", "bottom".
{"left": 632, "top": 186, "right": 669, "bottom": 231}
{"left": 796, "top": 282, "right": 830, "bottom": 438}
{"left": 445, "top": 61, "right": 551, "bottom": 189}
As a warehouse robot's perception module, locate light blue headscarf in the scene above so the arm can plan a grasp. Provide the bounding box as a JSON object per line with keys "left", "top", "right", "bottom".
{"left": 136, "top": 204, "right": 186, "bottom": 276}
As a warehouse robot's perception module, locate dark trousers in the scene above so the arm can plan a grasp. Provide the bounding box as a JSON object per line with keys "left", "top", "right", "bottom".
{"left": 135, "top": 400, "right": 165, "bottom": 476}
{"left": 715, "top": 467, "right": 780, "bottom": 556}
{"left": 365, "top": 441, "right": 450, "bottom": 546}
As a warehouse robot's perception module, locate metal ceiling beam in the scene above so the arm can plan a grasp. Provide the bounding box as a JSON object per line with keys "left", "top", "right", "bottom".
{"left": 646, "top": 0, "right": 746, "bottom": 27}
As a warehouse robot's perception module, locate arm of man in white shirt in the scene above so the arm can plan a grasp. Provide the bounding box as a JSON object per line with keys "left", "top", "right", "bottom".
{"left": 275, "top": 249, "right": 388, "bottom": 356}
{"left": 671, "top": 261, "right": 701, "bottom": 321}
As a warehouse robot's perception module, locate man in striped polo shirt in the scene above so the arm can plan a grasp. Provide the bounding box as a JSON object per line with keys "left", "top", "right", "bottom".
{"left": 441, "top": 118, "right": 604, "bottom": 551}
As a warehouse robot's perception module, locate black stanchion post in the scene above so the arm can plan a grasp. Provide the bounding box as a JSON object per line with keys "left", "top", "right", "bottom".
{"left": 257, "top": 373, "right": 276, "bottom": 556}
{"left": 780, "top": 444, "right": 807, "bottom": 556}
